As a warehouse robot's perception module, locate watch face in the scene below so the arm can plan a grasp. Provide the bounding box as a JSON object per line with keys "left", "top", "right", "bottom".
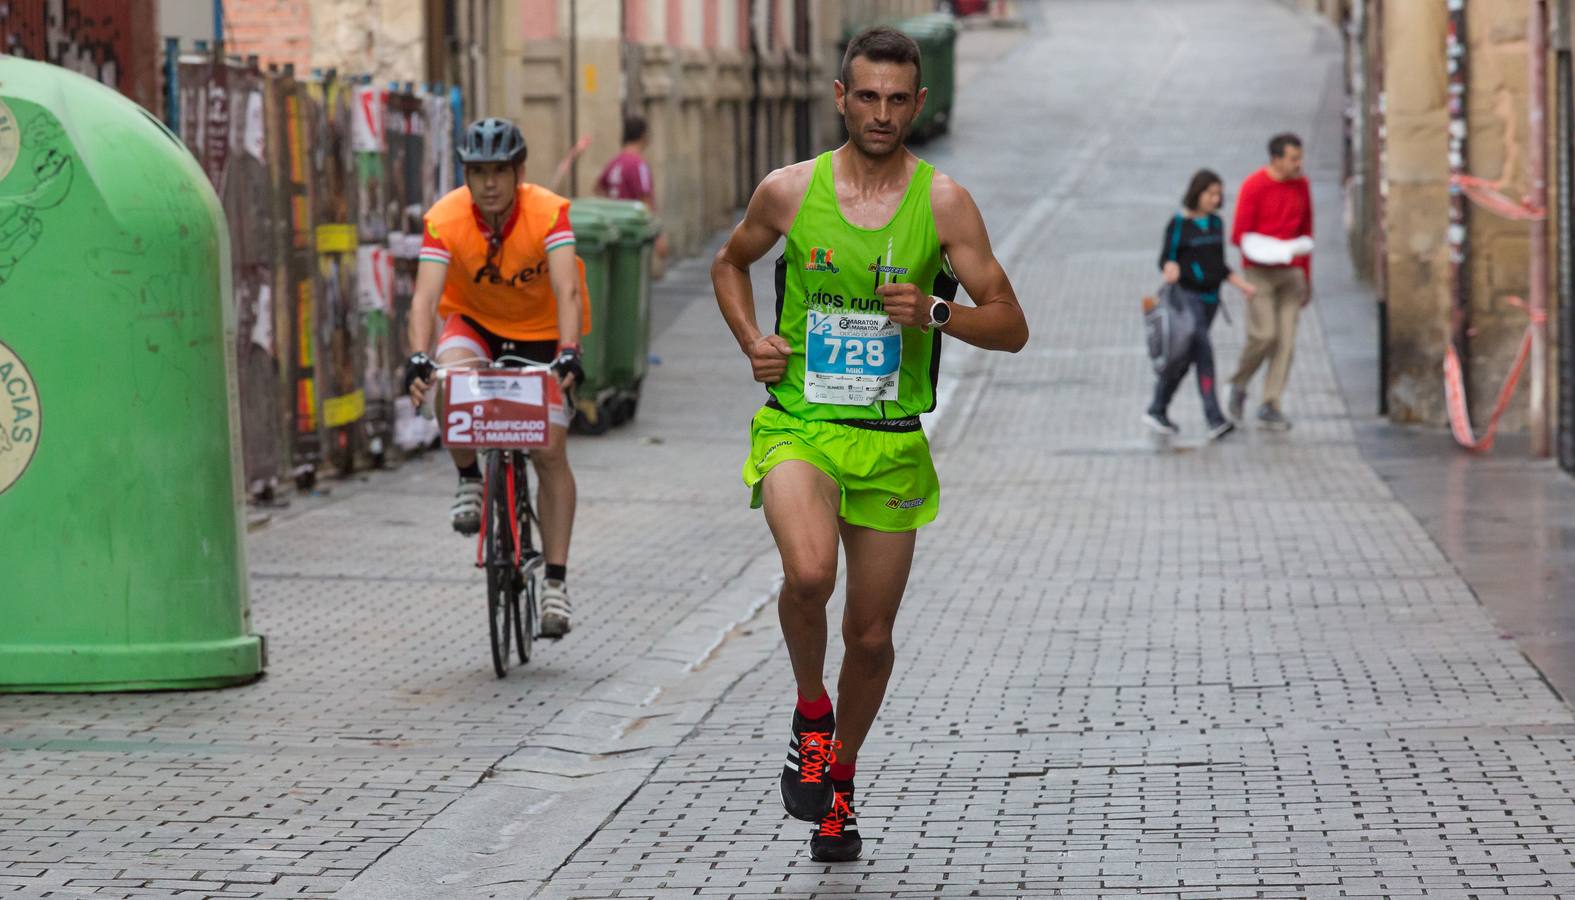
{"left": 933, "top": 300, "right": 951, "bottom": 325}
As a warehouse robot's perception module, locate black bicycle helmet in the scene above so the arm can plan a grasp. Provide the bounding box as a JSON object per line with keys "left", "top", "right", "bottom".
{"left": 458, "top": 117, "right": 527, "bottom": 166}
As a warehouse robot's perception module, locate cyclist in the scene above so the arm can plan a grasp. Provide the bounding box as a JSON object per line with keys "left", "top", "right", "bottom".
{"left": 404, "top": 117, "right": 587, "bottom": 638}
{"left": 711, "top": 27, "right": 1028, "bottom": 861}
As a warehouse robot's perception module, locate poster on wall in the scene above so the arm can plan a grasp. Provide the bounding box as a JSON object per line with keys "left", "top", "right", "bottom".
{"left": 180, "top": 59, "right": 284, "bottom": 495}
{"left": 270, "top": 73, "right": 322, "bottom": 485}
{"left": 1, "top": 0, "right": 161, "bottom": 111}
{"left": 311, "top": 77, "right": 368, "bottom": 474}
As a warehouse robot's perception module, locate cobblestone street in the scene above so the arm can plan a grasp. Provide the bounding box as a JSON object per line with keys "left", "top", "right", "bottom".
{"left": 5, "top": 1, "right": 1575, "bottom": 897}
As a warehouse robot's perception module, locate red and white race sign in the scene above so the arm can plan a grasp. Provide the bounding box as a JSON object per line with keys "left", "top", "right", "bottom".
{"left": 440, "top": 370, "right": 560, "bottom": 449}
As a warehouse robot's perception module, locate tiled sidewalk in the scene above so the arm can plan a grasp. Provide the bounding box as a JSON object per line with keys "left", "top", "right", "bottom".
{"left": 4, "top": 2, "right": 1574, "bottom": 898}
{"left": 533, "top": 1, "right": 1575, "bottom": 897}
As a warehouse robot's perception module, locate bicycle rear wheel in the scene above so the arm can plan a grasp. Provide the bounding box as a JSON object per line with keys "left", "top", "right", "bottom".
{"left": 485, "top": 452, "right": 515, "bottom": 677}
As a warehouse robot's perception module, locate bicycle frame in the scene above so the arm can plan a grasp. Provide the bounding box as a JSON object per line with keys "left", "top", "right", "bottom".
{"left": 476, "top": 448, "right": 541, "bottom": 572}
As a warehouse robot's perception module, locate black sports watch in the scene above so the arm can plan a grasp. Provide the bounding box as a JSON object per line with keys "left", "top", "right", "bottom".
{"left": 927, "top": 296, "right": 953, "bottom": 330}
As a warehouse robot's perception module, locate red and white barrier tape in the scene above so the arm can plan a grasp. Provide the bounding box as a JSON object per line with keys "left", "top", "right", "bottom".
{"left": 1444, "top": 296, "right": 1548, "bottom": 453}
{"left": 1449, "top": 174, "right": 1548, "bottom": 222}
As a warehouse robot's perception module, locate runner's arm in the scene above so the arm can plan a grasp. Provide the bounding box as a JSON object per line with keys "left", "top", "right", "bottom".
{"left": 712, "top": 168, "right": 798, "bottom": 352}
{"left": 638, "top": 160, "right": 658, "bottom": 215}
{"left": 930, "top": 175, "right": 1028, "bottom": 353}
{"left": 1160, "top": 216, "right": 1182, "bottom": 283}
{"left": 405, "top": 259, "right": 449, "bottom": 408}
{"left": 548, "top": 135, "right": 593, "bottom": 194}
{"left": 546, "top": 244, "right": 583, "bottom": 348}
{"left": 1230, "top": 178, "right": 1257, "bottom": 248}
{"left": 408, "top": 259, "right": 449, "bottom": 353}
{"left": 1300, "top": 179, "right": 1314, "bottom": 239}
{"left": 641, "top": 162, "right": 669, "bottom": 258}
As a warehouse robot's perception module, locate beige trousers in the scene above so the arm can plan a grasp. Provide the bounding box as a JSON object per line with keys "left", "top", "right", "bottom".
{"left": 1229, "top": 266, "right": 1308, "bottom": 409}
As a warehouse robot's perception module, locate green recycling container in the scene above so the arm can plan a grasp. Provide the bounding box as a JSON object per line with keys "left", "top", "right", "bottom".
{"left": 568, "top": 202, "right": 617, "bottom": 429}
{"left": 572, "top": 198, "right": 659, "bottom": 420}
{"left": 894, "top": 13, "right": 957, "bottom": 139}
{"left": 926, "top": 15, "right": 957, "bottom": 135}
{"left": 0, "top": 58, "right": 263, "bottom": 691}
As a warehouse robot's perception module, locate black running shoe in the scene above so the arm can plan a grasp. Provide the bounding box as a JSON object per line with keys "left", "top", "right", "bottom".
{"left": 781, "top": 708, "right": 839, "bottom": 821}
{"left": 809, "top": 780, "right": 862, "bottom": 862}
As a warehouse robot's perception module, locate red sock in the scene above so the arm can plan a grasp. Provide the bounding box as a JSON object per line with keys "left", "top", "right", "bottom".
{"left": 829, "top": 761, "right": 856, "bottom": 782}
{"left": 796, "top": 689, "right": 832, "bottom": 719}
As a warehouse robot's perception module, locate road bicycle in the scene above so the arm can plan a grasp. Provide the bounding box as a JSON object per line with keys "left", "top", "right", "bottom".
{"left": 433, "top": 356, "right": 561, "bottom": 676}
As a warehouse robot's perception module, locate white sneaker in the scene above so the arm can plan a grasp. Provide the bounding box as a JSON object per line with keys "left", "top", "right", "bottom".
{"left": 450, "top": 478, "right": 483, "bottom": 535}
{"left": 1142, "top": 412, "right": 1179, "bottom": 435}
{"left": 540, "top": 579, "right": 573, "bottom": 637}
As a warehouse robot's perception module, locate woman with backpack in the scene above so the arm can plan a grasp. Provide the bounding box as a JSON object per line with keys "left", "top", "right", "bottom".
{"left": 1143, "top": 169, "right": 1258, "bottom": 440}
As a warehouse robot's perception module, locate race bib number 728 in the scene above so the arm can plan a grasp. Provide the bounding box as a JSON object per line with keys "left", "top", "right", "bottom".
{"left": 804, "top": 310, "right": 901, "bottom": 406}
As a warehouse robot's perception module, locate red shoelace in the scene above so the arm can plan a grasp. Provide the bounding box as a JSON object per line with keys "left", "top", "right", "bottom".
{"left": 797, "top": 731, "right": 840, "bottom": 784}
{"left": 818, "top": 790, "right": 854, "bottom": 837}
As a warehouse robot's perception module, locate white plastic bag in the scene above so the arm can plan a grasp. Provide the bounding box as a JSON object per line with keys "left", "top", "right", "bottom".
{"left": 1240, "top": 232, "right": 1314, "bottom": 266}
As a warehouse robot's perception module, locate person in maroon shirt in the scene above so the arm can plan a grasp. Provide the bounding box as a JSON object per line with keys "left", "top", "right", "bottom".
{"left": 596, "top": 116, "right": 654, "bottom": 201}
{"left": 595, "top": 115, "right": 668, "bottom": 264}
{"left": 1226, "top": 133, "right": 1312, "bottom": 431}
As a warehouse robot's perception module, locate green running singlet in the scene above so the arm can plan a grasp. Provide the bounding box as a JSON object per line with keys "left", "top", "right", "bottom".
{"left": 768, "top": 151, "right": 957, "bottom": 423}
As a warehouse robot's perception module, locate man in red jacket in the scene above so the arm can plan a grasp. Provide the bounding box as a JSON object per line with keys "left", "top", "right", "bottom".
{"left": 1226, "top": 133, "right": 1311, "bottom": 431}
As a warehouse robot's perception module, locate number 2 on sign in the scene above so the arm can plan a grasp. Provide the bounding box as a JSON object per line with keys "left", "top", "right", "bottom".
{"left": 447, "top": 410, "right": 472, "bottom": 443}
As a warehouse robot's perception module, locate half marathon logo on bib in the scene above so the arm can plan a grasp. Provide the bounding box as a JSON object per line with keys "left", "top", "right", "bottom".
{"left": 0, "top": 340, "right": 41, "bottom": 495}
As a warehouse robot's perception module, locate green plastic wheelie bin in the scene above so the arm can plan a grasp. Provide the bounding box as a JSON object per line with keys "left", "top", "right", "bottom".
{"left": 571, "top": 198, "right": 659, "bottom": 426}
{"left": 893, "top": 13, "right": 957, "bottom": 140}
{"left": 0, "top": 58, "right": 264, "bottom": 691}
{"left": 567, "top": 203, "right": 618, "bottom": 434}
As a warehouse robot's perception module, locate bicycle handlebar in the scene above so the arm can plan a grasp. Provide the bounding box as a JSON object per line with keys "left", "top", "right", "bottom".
{"left": 433, "top": 355, "right": 554, "bottom": 373}
{"left": 421, "top": 357, "right": 561, "bottom": 421}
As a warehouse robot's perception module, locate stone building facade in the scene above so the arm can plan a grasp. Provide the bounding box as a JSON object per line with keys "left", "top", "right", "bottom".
{"left": 437, "top": 0, "right": 934, "bottom": 258}
{"left": 1338, "top": 0, "right": 1570, "bottom": 464}
{"left": 219, "top": 0, "right": 931, "bottom": 259}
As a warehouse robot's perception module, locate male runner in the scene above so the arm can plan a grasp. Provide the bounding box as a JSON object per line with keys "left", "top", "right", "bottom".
{"left": 404, "top": 118, "right": 587, "bottom": 637}
{"left": 711, "top": 27, "right": 1028, "bottom": 862}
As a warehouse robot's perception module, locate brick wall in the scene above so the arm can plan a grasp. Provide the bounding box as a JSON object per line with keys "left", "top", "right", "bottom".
{"left": 223, "top": 0, "right": 312, "bottom": 71}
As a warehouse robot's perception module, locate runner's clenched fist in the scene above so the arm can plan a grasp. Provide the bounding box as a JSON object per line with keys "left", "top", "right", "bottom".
{"left": 875, "top": 282, "right": 928, "bottom": 329}
{"left": 746, "top": 333, "right": 793, "bottom": 384}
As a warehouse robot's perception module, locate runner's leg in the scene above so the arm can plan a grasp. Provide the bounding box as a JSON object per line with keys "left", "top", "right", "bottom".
{"left": 833, "top": 522, "right": 917, "bottom": 768}
{"left": 761, "top": 460, "right": 843, "bottom": 700}
{"left": 1150, "top": 359, "right": 1193, "bottom": 417}
{"left": 531, "top": 422, "right": 574, "bottom": 568}
{"left": 1229, "top": 268, "right": 1278, "bottom": 390}
{"left": 1193, "top": 299, "right": 1224, "bottom": 425}
{"left": 1261, "top": 270, "right": 1306, "bottom": 410}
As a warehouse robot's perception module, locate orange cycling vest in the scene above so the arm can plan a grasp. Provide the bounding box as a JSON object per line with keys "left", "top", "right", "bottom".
{"left": 422, "top": 184, "right": 592, "bottom": 342}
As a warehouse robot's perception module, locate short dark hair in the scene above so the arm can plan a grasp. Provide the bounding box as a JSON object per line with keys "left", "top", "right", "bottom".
{"left": 1182, "top": 169, "right": 1223, "bottom": 211}
{"left": 1268, "top": 132, "right": 1303, "bottom": 159}
{"left": 840, "top": 26, "right": 922, "bottom": 91}
{"left": 622, "top": 115, "right": 648, "bottom": 144}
